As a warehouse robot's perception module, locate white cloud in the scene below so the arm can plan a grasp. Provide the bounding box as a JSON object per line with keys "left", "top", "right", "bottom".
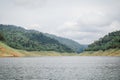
{"left": 12, "top": 0, "right": 47, "bottom": 9}
{"left": 26, "top": 24, "right": 41, "bottom": 30}
{"left": 0, "top": 0, "right": 120, "bottom": 44}
{"left": 54, "top": 19, "right": 120, "bottom": 44}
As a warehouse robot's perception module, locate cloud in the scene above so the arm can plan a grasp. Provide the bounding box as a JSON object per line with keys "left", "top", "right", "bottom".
{"left": 11, "top": 0, "right": 47, "bottom": 9}
{"left": 55, "top": 11, "right": 120, "bottom": 44}
{"left": 0, "top": 0, "right": 120, "bottom": 44}
{"left": 26, "top": 24, "right": 41, "bottom": 29}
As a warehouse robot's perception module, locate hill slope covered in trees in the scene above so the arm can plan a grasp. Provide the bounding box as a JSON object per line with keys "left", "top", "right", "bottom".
{"left": 45, "top": 33, "right": 87, "bottom": 53}
{"left": 86, "top": 30, "right": 120, "bottom": 51}
{"left": 0, "top": 24, "right": 74, "bottom": 53}
{"left": 80, "top": 30, "right": 120, "bottom": 56}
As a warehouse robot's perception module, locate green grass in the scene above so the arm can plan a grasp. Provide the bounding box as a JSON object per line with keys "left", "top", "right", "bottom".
{"left": 0, "top": 41, "right": 78, "bottom": 57}
{"left": 80, "top": 49, "right": 120, "bottom": 56}
{"left": 0, "top": 41, "right": 120, "bottom": 57}
{"left": 17, "top": 50, "right": 78, "bottom": 56}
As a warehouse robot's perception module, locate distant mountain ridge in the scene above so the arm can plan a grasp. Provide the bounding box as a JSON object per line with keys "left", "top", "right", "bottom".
{"left": 0, "top": 24, "right": 86, "bottom": 53}
{"left": 45, "top": 33, "right": 87, "bottom": 53}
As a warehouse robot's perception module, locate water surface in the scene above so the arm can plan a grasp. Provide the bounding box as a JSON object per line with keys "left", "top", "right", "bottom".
{"left": 0, "top": 56, "right": 120, "bottom": 80}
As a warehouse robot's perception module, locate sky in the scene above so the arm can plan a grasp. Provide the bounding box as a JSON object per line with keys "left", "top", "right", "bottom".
{"left": 0, "top": 0, "right": 120, "bottom": 44}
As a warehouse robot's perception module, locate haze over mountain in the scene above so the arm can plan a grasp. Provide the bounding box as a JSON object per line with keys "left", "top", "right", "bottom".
{"left": 45, "top": 33, "right": 87, "bottom": 53}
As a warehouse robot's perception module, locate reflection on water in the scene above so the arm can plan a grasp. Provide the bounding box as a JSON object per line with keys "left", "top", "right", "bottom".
{"left": 0, "top": 56, "right": 120, "bottom": 80}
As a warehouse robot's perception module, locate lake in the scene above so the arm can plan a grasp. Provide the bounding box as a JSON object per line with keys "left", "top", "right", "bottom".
{"left": 0, "top": 56, "right": 120, "bottom": 80}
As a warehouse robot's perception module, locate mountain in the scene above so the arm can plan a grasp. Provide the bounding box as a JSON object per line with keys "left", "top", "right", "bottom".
{"left": 85, "top": 30, "right": 120, "bottom": 51}
{"left": 0, "top": 24, "right": 74, "bottom": 53}
{"left": 45, "top": 33, "right": 87, "bottom": 53}
{"left": 0, "top": 33, "right": 76, "bottom": 57}
{"left": 0, "top": 41, "right": 79, "bottom": 57}
{"left": 80, "top": 30, "right": 120, "bottom": 56}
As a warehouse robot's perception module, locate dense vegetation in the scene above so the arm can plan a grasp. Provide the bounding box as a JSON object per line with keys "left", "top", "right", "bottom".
{"left": 86, "top": 30, "right": 120, "bottom": 51}
{"left": 45, "top": 33, "right": 87, "bottom": 53}
{"left": 0, "top": 33, "right": 4, "bottom": 41}
{"left": 0, "top": 41, "right": 78, "bottom": 57}
{"left": 0, "top": 24, "right": 74, "bottom": 53}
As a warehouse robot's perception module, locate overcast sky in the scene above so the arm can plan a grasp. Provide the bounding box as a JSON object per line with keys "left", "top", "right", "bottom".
{"left": 0, "top": 0, "right": 120, "bottom": 44}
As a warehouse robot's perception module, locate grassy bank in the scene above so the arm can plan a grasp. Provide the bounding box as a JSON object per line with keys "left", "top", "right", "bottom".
{"left": 0, "top": 42, "right": 77, "bottom": 57}
{"left": 17, "top": 50, "right": 78, "bottom": 56}
{"left": 0, "top": 42, "right": 120, "bottom": 57}
{"left": 0, "top": 42, "right": 24, "bottom": 57}
{"left": 80, "top": 49, "right": 120, "bottom": 56}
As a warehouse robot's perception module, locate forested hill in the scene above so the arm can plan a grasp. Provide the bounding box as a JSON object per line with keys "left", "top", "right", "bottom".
{"left": 86, "top": 30, "right": 120, "bottom": 51}
{"left": 0, "top": 24, "right": 74, "bottom": 53}
{"left": 45, "top": 33, "right": 87, "bottom": 53}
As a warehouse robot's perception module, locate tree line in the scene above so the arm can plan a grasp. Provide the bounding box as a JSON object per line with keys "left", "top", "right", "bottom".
{"left": 86, "top": 30, "right": 120, "bottom": 51}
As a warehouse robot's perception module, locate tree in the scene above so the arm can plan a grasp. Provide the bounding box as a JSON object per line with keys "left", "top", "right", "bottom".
{"left": 85, "top": 30, "right": 120, "bottom": 51}
{"left": 0, "top": 33, "right": 4, "bottom": 41}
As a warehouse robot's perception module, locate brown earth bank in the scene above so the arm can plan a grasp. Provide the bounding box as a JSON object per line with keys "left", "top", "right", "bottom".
{"left": 0, "top": 42, "right": 24, "bottom": 57}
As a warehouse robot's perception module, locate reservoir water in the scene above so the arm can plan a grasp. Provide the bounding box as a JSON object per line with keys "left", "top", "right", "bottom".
{"left": 0, "top": 56, "right": 120, "bottom": 80}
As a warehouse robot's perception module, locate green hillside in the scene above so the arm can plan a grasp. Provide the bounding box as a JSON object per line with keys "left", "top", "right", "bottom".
{"left": 86, "top": 30, "right": 120, "bottom": 51}
{"left": 0, "top": 24, "right": 74, "bottom": 53}
{"left": 45, "top": 33, "right": 87, "bottom": 53}
{"left": 81, "top": 30, "right": 120, "bottom": 56}
{"left": 0, "top": 41, "right": 78, "bottom": 57}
